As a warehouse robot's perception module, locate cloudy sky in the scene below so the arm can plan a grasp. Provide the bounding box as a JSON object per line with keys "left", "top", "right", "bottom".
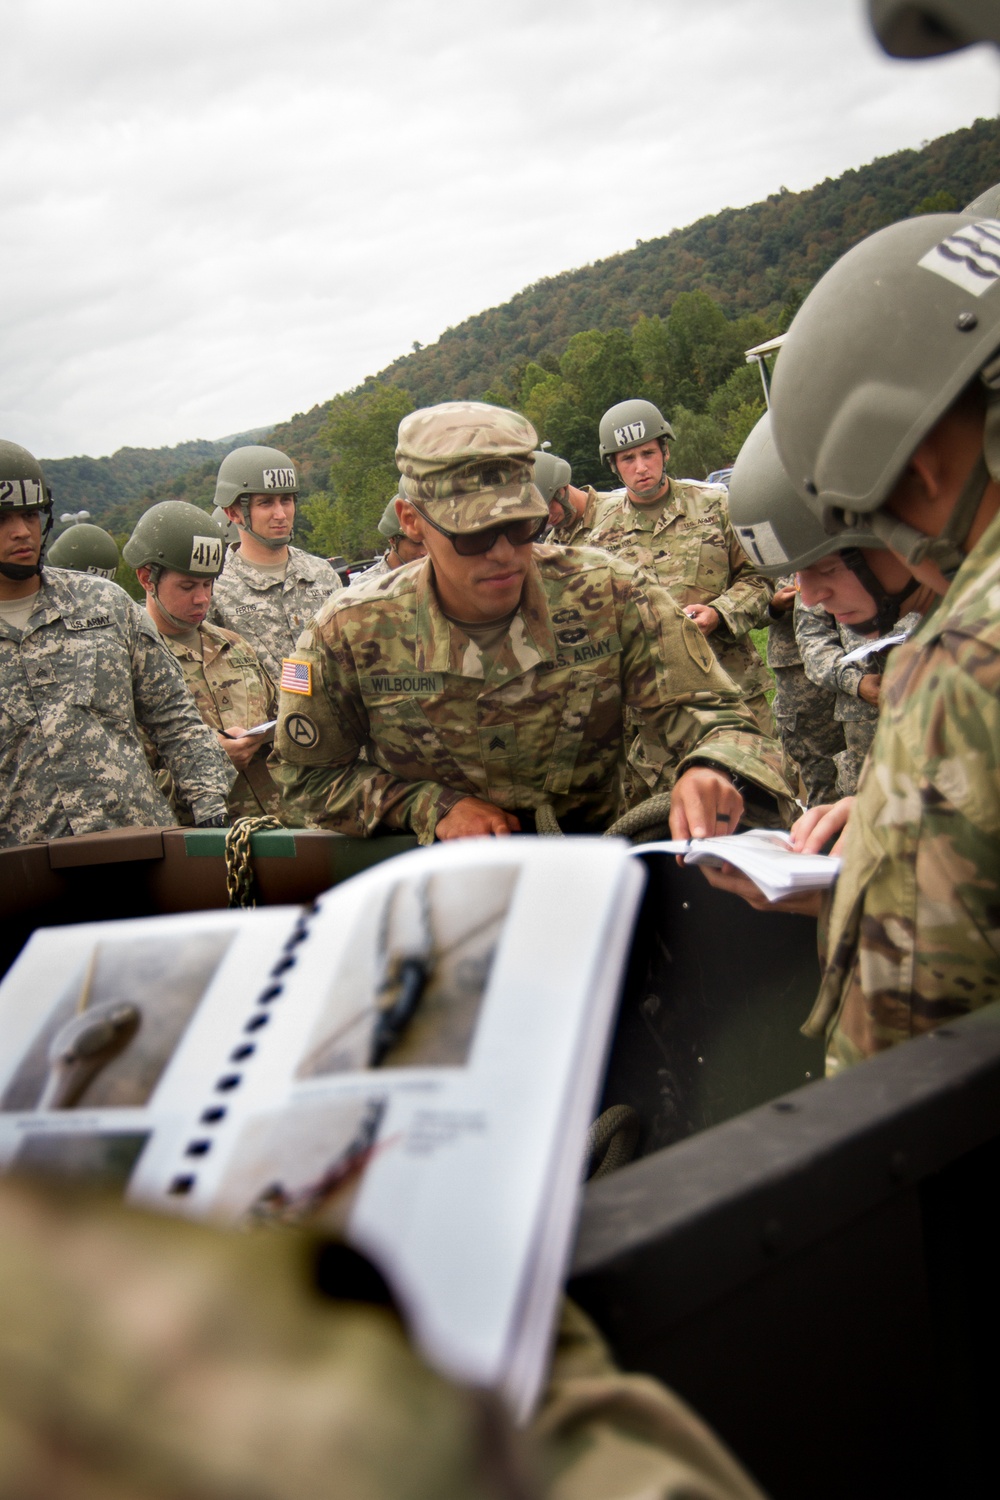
{"left": 2, "top": 0, "right": 997, "bottom": 460}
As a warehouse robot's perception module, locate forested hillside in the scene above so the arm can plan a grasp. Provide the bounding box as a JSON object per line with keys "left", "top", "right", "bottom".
{"left": 41, "top": 115, "right": 1000, "bottom": 560}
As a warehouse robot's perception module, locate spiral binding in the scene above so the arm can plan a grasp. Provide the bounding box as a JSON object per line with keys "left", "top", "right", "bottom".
{"left": 166, "top": 905, "right": 316, "bottom": 1197}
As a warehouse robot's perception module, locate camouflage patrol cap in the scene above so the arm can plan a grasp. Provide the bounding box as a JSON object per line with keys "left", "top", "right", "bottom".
{"left": 729, "top": 413, "right": 882, "bottom": 577}
{"left": 598, "top": 399, "right": 675, "bottom": 464}
{"left": 869, "top": 0, "right": 1000, "bottom": 55}
{"left": 531, "top": 450, "right": 572, "bottom": 505}
{"left": 47, "top": 522, "right": 120, "bottom": 578}
{"left": 123, "top": 502, "right": 226, "bottom": 577}
{"left": 770, "top": 212, "right": 1000, "bottom": 563}
{"left": 396, "top": 401, "right": 547, "bottom": 534}
{"left": 0, "top": 439, "right": 51, "bottom": 510}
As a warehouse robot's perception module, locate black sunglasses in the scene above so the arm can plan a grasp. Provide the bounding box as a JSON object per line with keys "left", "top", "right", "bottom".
{"left": 413, "top": 506, "right": 547, "bottom": 557}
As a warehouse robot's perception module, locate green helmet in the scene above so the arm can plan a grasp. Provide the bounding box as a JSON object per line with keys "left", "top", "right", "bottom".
{"left": 770, "top": 211, "right": 1000, "bottom": 576}
{"left": 0, "top": 439, "right": 53, "bottom": 580}
{"left": 123, "top": 502, "right": 226, "bottom": 578}
{"left": 531, "top": 450, "right": 572, "bottom": 505}
{"left": 598, "top": 399, "right": 675, "bottom": 465}
{"left": 47, "top": 522, "right": 120, "bottom": 579}
{"left": 211, "top": 505, "right": 241, "bottom": 546}
{"left": 213, "top": 444, "right": 299, "bottom": 551}
{"left": 869, "top": 0, "right": 1000, "bottom": 55}
{"left": 377, "top": 490, "right": 405, "bottom": 539}
{"left": 964, "top": 181, "right": 1000, "bottom": 217}
{"left": 729, "top": 413, "right": 882, "bottom": 577}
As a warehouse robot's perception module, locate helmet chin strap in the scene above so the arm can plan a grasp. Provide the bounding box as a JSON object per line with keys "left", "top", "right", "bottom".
{"left": 0, "top": 506, "right": 52, "bottom": 580}
{"left": 239, "top": 499, "right": 293, "bottom": 551}
{"left": 868, "top": 451, "right": 990, "bottom": 581}
{"left": 838, "top": 547, "right": 914, "bottom": 635}
{"left": 619, "top": 444, "right": 670, "bottom": 503}
{"left": 147, "top": 566, "right": 206, "bottom": 634}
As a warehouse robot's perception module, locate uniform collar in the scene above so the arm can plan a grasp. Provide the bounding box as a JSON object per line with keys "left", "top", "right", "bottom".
{"left": 413, "top": 554, "right": 554, "bottom": 681}
{"left": 623, "top": 480, "right": 677, "bottom": 533}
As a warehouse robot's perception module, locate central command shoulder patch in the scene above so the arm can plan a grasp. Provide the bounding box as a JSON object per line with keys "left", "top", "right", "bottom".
{"left": 280, "top": 658, "right": 312, "bottom": 695}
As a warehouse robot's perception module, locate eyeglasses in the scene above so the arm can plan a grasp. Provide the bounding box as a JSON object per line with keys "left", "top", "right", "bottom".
{"left": 413, "top": 506, "right": 547, "bottom": 557}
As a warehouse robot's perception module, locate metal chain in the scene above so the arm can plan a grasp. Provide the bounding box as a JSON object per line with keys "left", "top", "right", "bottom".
{"left": 224, "top": 815, "right": 284, "bottom": 908}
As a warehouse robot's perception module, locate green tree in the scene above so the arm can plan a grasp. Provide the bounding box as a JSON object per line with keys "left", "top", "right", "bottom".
{"left": 314, "top": 383, "right": 414, "bottom": 559}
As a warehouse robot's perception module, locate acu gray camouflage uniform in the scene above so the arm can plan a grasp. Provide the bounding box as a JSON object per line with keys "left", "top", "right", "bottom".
{"left": 795, "top": 602, "right": 921, "bottom": 797}
{"left": 581, "top": 481, "right": 775, "bottom": 732}
{"left": 0, "top": 569, "right": 232, "bottom": 848}
{"left": 767, "top": 581, "right": 843, "bottom": 806}
{"left": 209, "top": 544, "right": 342, "bottom": 683}
{"left": 271, "top": 545, "right": 792, "bottom": 843}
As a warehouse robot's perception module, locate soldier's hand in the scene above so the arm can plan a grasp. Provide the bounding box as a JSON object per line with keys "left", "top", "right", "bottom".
{"left": 790, "top": 797, "right": 855, "bottom": 856}
{"left": 698, "top": 862, "right": 824, "bottom": 916}
{"left": 858, "top": 674, "right": 881, "bottom": 705}
{"left": 683, "top": 603, "right": 720, "bottom": 635}
{"left": 669, "top": 767, "right": 743, "bottom": 841}
{"left": 770, "top": 584, "right": 798, "bottom": 615}
{"left": 435, "top": 798, "right": 522, "bottom": 840}
{"left": 218, "top": 727, "right": 267, "bottom": 774}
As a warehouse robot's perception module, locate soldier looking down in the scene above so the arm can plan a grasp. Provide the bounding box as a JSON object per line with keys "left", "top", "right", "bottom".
{"left": 582, "top": 399, "right": 775, "bottom": 733}
{"left": 46, "top": 520, "right": 120, "bottom": 579}
{"left": 209, "top": 444, "right": 342, "bottom": 682}
{"left": 0, "top": 441, "right": 232, "bottom": 848}
{"left": 271, "top": 402, "right": 791, "bottom": 843}
{"left": 706, "top": 209, "right": 1000, "bottom": 1072}
{"left": 125, "top": 502, "right": 290, "bottom": 824}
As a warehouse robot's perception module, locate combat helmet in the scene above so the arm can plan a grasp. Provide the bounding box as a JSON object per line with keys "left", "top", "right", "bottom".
{"left": 769, "top": 211, "right": 1000, "bottom": 577}
{"left": 869, "top": 0, "right": 1000, "bottom": 55}
{"left": 730, "top": 412, "right": 909, "bottom": 634}
{"left": 377, "top": 487, "right": 406, "bottom": 539}
{"left": 0, "top": 439, "right": 53, "bottom": 580}
{"left": 124, "top": 502, "right": 225, "bottom": 631}
{"left": 531, "top": 450, "right": 573, "bottom": 506}
{"left": 598, "top": 399, "right": 675, "bottom": 468}
{"left": 213, "top": 445, "right": 299, "bottom": 551}
{"left": 211, "top": 505, "right": 241, "bottom": 547}
{"left": 47, "top": 522, "right": 120, "bottom": 579}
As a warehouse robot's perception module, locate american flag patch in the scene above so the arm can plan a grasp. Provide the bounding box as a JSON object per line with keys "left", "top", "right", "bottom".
{"left": 280, "top": 659, "right": 312, "bottom": 696}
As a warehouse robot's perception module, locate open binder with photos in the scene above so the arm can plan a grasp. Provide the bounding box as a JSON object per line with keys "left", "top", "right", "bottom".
{"left": 0, "top": 837, "right": 645, "bottom": 1420}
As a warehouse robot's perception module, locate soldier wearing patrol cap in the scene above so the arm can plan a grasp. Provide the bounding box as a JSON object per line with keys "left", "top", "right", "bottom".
{"left": 0, "top": 441, "right": 232, "bottom": 847}
{"left": 582, "top": 399, "right": 775, "bottom": 735}
{"left": 356, "top": 488, "right": 427, "bottom": 582}
{"left": 209, "top": 444, "right": 342, "bottom": 682}
{"left": 270, "top": 401, "right": 792, "bottom": 843}
{"left": 46, "top": 520, "right": 120, "bottom": 579}
{"left": 705, "top": 208, "right": 1000, "bottom": 1074}
{"left": 125, "top": 502, "right": 292, "bottom": 824}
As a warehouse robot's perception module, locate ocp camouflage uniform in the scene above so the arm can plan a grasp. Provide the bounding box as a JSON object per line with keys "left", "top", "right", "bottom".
{"left": 806, "top": 511, "right": 1000, "bottom": 1073}
{"left": 209, "top": 543, "right": 342, "bottom": 683}
{"left": 146, "top": 619, "right": 293, "bottom": 823}
{"left": 548, "top": 486, "right": 616, "bottom": 547}
{"left": 582, "top": 482, "right": 775, "bottom": 733}
{"left": 271, "top": 545, "right": 792, "bottom": 842}
{"left": 0, "top": 1176, "right": 766, "bottom": 1500}
{"left": 0, "top": 569, "right": 231, "bottom": 848}
{"left": 765, "top": 580, "right": 843, "bottom": 807}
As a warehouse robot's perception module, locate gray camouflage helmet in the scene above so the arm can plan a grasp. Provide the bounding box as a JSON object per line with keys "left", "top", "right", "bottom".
{"left": 47, "top": 522, "right": 120, "bottom": 579}
{"left": 869, "top": 0, "right": 1000, "bottom": 55}
{"left": 770, "top": 212, "right": 1000, "bottom": 575}
{"left": 598, "top": 399, "right": 675, "bottom": 465}
{"left": 531, "top": 450, "right": 572, "bottom": 505}
{"left": 123, "top": 502, "right": 226, "bottom": 578}
{"left": 729, "top": 412, "right": 882, "bottom": 577}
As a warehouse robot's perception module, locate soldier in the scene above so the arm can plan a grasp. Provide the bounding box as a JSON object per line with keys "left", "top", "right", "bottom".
{"left": 533, "top": 448, "right": 613, "bottom": 545}
{"left": 46, "top": 520, "right": 120, "bottom": 578}
{"left": 125, "top": 502, "right": 291, "bottom": 824}
{"left": 583, "top": 399, "right": 775, "bottom": 734}
{"left": 270, "top": 402, "right": 791, "bottom": 843}
{"left": 708, "top": 208, "right": 1000, "bottom": 1072}
{"left": 209, "top": 444, "right": 342, "bottom": 682}
{"left": 0, "top": 441, "right": 232, "bottom": 848}
{"left": 356, "top": 491, "right": 427, "bottom": 581}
